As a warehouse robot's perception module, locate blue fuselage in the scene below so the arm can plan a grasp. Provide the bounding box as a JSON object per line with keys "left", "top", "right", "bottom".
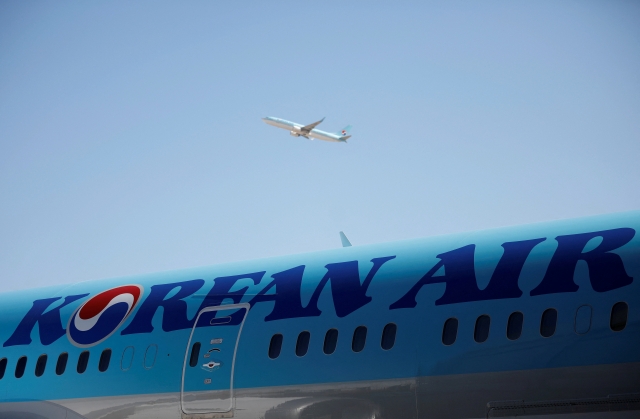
{"left": 1, "top": 211, "right": 639, "bottom": 419}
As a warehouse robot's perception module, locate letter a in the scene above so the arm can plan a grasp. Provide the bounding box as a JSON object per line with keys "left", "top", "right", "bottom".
{"left": 391, "top": 239, "right": 544, "bottom": 309}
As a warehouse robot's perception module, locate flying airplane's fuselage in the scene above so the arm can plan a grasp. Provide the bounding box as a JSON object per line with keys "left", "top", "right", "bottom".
{"left": 1, "top": 211, "right": 639, "bottom": 419}
{"left": 262, "top": 117, "right": 350, "bottom": 142}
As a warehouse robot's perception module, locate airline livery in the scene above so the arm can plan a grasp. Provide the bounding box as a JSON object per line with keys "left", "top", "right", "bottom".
{"left": 262, "top": 117, "right": 352, "bottom": 142}
{"left": 0, "top": 211, "right": 639, "bottom": 419}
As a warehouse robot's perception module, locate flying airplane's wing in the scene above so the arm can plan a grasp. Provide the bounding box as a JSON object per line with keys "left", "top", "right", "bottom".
{"left": 300, "top": 117, "right": 325, "bottom": 133}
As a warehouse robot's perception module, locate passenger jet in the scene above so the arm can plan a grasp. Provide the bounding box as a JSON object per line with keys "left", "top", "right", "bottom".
{"left": 262, "top": 116, "right": 352, "bottom": 142}
{"left": 0, "top": 211, "right": 639, "bottom": 418}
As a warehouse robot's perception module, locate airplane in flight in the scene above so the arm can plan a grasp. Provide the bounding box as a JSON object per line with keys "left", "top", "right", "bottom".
{"left": 0, "top": 211, "right": 639, "bottom": 419}
{"left": 262, "top": 116, "right": 352, "bottom": 142}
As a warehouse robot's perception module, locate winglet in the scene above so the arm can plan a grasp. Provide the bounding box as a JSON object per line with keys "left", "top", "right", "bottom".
{"left": 339, "top": 231, "right": 352, "bottom": 247}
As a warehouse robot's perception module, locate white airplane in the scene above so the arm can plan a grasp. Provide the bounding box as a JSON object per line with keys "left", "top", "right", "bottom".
{"left": 262, "top": 116, "right": 352, "bottom": 142}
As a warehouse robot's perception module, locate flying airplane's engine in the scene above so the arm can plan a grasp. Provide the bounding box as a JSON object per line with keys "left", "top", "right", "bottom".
{"left": 290, "top": 131, "right": 300, "bottom": 137}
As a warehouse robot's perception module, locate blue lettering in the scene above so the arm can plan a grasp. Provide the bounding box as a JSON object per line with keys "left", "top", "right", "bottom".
{"left": 195, "top": 272, "right": 265, "bottom": 326}
{"left": 3, "top": 294, "right": 89, "bottom": 347}
{"left": 251, "top": 256, "right": 395, "bottom": 321}
{"left": 390, "top": 239, "right": 544, "bottom": 308}
{"left": 484, "top": 238, "right": 546, "bottom": 298}
{"left": 121, "top": 279, "right": 204, "bottom": 334}
{"left": 250, "top": 266, "right": 317, "bottom": 321}
{"left": 306, "top": 256, "right": 396, "bottom": 317}
{"left": 530, "top": 228, "right": 634, "bottom": 295}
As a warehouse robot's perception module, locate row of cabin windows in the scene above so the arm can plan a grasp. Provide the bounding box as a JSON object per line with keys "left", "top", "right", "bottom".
{"left": 1, "top": 302, "right": 630, "bottom": 377}
{"left": 441, "top": 301, "right": 629, "bottom": 346}
{"left": 266, "top": 323, "right": 397, "bottom": 359}
{"left": 0, "top": 349, "right": 110, "bottom": 380}
{"left": 0, "top": 345, "right": 158, "bottom": 380}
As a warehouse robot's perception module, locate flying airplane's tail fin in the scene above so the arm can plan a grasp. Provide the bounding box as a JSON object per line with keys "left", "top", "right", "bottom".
{"left": 339, "top": 231, "right": 352, "bottom": 247}
{"left": 338, "top": 125, "right": 352, "bottom": 142}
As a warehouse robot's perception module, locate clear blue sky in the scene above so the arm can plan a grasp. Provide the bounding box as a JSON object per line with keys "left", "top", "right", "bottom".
{"left": 1, "top": 2, "right": 639, "bottom": 292}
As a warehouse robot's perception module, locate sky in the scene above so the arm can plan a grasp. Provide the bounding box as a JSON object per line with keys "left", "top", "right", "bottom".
{"left": 1, "top": 1, "right": 639, "bottom": 293}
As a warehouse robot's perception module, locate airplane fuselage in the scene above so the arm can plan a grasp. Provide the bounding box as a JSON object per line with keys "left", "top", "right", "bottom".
{"left": 262, "top": 117, "right": 347, "bottom": 142}
{"left": 0, "top": 211, "right": 639, "bottom": 418}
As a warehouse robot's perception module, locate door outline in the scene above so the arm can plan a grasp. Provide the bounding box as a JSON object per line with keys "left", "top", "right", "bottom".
{"left": 180, "top": 303, "right": 250, "bottom": 418}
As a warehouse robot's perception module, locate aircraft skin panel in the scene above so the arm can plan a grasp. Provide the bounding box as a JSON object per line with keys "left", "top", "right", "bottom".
{"left": 4, "top": 363, "right": 639, "bottom": 419}
{"left": 308, "top": 129, "right": 342, "bottom": 142}
{"left": 263, "top": 119, "right": 294, "bottom": 131}
{"left": 0, "top": 211, "right": 639, "bottom": 418}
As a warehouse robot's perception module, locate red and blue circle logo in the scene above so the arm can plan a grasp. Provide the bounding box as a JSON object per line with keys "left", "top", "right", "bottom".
{"left": 67, "top": 285, "right": 143, "bottom": 347}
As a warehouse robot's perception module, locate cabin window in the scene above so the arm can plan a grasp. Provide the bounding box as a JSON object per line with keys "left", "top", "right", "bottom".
{"left": 56, "top": 353, "right": 68, "bottom": 375}
{"left": 77, "top": 351, "right": 90, "bottom": 374}
{"left": 121, "top": 346, "right": 134, "bottom": 371}
{"left": 0, "top": 358, "right": 6, "bottom": 380}
{"left": 295, "top": 331, "right": 310, "bottom": 357}
{"left": 610, "top": 302, "right": 628, "bottom": 332}
{"left": 35, "top": 354, "right": 47, "bottom": 377}
{"left": 442, "top": 318, "right": 458, "bottom": 346}
{"left": 144, "top": 344, "right": 157, "bottom": 370}
{"left": 574, "top": 305, "right": 592, "bottom": 335}
{"left": 99, "top": 349, "right": 112, "bottom": 372}
{"left": 15, "top": 356, "right": 27, "bottom": 378}
{"left": 474, "top": 315, "right": 490, "bottom": 343}
{"left": 540, "top": 308, "right": 558, "bottom": 338}
{"left": 189, "top": 342, "right": 201, "bottom": 367}
{"left": 323, "top": 329, "right": 338, "bottom": 355}
{"left": 507, "top": 312, "right": 524, "bottom": 340}
{"left": 381, "top": 323, "right": 397, "bottom": 350}
{"left": 268, "top": 334, "right": 283, "bottom": 359}
{"left": 352, "top": 326, "right": 368, "bottom": 353}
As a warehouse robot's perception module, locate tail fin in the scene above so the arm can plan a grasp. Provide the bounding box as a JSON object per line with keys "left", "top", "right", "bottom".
{"left": 338, "top": 125, "right": 352, "bottom": 141}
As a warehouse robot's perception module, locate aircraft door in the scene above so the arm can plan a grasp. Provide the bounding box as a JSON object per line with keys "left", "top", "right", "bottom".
{"left": 181, "top": 303, "right": 249, "bottom": 418}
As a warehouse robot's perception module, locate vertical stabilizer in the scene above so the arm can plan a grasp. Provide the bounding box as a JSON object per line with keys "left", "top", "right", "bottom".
{"left": 339, "top": 231, "right": 352, "bottom": 247}
{"left": 338, "top": 125, "right": 352, "bottom": 142}
{"left": 337, "top": 125, "right": 352, "bottom": 136}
